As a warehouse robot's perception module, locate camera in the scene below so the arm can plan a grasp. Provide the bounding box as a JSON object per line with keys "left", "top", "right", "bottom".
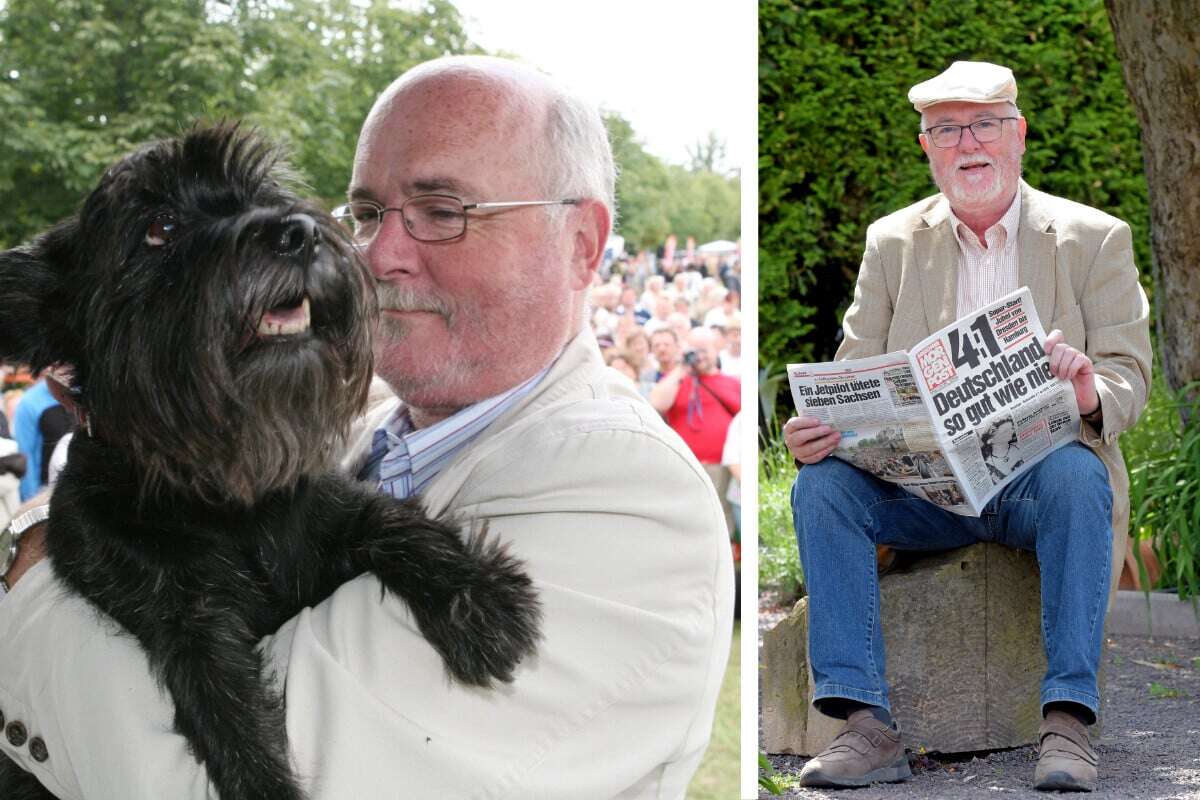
{"left": 683, "top": 349, "right": 700, "bottom": 369}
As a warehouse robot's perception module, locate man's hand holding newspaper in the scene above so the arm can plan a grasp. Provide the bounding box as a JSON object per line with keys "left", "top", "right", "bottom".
{"left": 785, "top": 287, "right": 1091, "bottom": 515}
{"left": 1044, "top": 329, "right": 1100, "bottom": 417}
{"left": 783, "top": 416, "right": 840, "bottom": 465}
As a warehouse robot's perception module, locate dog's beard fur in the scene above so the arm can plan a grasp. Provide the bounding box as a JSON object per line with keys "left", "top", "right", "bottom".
{"left": 44, "top": 127, "right": 378, "bottom": 506}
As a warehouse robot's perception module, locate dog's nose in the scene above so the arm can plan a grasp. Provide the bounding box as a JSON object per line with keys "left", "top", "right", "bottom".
{"left": 270, "top": 214, "right": 321, "bottom": 258}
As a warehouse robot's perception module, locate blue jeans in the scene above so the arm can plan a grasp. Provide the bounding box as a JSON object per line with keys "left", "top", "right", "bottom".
{"left": 791, "top": 442, "right": 1112, "bottom": 719}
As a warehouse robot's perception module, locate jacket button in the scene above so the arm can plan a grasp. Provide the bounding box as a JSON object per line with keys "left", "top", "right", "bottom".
{"left": 6, "top": 720, "right": 27, "bottom": 747}
{"left": 29, "top": 736, "right": 49, "bottom": 762}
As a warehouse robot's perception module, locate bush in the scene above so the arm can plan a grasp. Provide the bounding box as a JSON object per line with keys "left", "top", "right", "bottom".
{"left": 1128, "top": 381, "right": 1200, "bottom": 601}
{"left": 1122, "top": 370, "right": 1176, "bottom": 474}
{"left": 758, "top": 386, "right": 804, "bottom": 596}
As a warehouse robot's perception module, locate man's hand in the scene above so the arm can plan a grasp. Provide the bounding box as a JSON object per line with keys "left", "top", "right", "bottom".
{"left": 1043, "top": 329, "right": 1100, "bottom": 416}
{"left": 783, "top": 415, "right": 840, "bottom": 465}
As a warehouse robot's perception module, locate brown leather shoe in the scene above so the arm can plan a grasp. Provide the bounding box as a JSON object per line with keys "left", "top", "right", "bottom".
{"left": 798, "top": 708, "right": 911, "bottom": 788}
{"left": 1034, "top": 710, "right": 1098, "bottom": 792}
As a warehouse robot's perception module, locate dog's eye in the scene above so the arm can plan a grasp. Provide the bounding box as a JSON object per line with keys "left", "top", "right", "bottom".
{"left": 145, "top": 214, "right": 178, "bottom": 247}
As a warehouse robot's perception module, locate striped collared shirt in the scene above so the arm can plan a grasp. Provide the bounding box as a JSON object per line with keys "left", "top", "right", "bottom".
{"left": 951, "top": 189, "right": 1022, "bottom": 318}
{"left": 359, "top": 364, "right": 551, "bottom": 500}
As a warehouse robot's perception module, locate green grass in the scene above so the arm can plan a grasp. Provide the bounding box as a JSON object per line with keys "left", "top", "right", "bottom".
{"left": 759, "top": 435, "right": 803, "bottom": 596}
{"left": 688, "top": 623, "right": 740, "bottom": 800}
{"left": 1148, "top": 681, "right": 1186, "bottom": 699}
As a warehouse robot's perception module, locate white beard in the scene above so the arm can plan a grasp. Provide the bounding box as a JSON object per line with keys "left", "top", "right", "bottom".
{"left": 932, "top": 152, "right": 1021, "bottom": 212}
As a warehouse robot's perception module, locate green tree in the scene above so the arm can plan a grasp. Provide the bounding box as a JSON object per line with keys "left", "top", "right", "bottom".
{"left": 1, "top": 1, "right": 727, "bottom": 259}
{"left": 687, "top": 130, "right": 729, "bottom": 175}
{"left": 0, "top": 0, "right": 251, "bottom": 247}
{"left": 232, "top": 0, "right": 480, "bottom": 207}
{"left": 606, "top": 112, "right": 673, "bottom": 250}
{"left": 665, "top": 165, "right": 741, "bottom": 246}
{"left": 0, "top": 0, "right": 478, "bottom": 247}
{"left": 607, "top": 114, "right": 740, "bottom": 252}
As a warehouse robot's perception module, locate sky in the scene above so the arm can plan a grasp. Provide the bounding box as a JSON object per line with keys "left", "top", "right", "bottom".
{"left": 442, "top": 0, "right": 755, "bottom": 173}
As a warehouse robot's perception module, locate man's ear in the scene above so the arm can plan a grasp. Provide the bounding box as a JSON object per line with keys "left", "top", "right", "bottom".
{"left": 568, "top": 199, "right": 612, "bottom": 291}
{"left": 0, "top": 222, "right": 74, "bottom": 370}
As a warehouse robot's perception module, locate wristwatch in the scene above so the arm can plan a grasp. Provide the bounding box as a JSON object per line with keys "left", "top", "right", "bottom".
{"left": 0, "top": 505, "right": 50, "bottom": 598}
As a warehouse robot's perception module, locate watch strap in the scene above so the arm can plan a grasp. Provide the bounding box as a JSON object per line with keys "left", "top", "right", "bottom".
{"left": 1, "top": 504, "right": 50, "bottom": 597}
{"left": 9, "top": 504, "right": 51, "bottom": 535}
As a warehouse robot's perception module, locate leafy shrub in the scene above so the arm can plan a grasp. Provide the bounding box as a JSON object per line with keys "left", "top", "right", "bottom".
{"left": 759, "top": 439, "right": 804, "bottom": 596}
{"left": 1128, "top": 381, "right": 1200, "bottom": 601}
{"left": 1122, "top": 370, "right": 1176, "bottom": 474}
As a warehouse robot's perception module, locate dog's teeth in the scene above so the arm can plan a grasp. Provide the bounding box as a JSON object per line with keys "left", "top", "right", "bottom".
{"left": 257, "top": 297, "right": 311, "bottom": 337}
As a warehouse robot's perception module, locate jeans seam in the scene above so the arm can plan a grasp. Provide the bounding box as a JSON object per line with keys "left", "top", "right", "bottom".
{"left": 863, "top": 515, "right": 882, "bottom": 693}
{"left": 1085, "top": 494, "right": 1114, "bottom": 652}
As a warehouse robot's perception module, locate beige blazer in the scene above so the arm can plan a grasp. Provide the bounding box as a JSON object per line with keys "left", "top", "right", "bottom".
{"left": 0, "top": 328, "right": 734, "bottom": 800}
{"left": 838, "top": 181, "right": 1152, "bottom": 594}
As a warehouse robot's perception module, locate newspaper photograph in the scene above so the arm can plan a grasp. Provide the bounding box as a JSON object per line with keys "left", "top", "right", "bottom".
{"left": 787, "top": 286, "right": 1080, "bottom": 515}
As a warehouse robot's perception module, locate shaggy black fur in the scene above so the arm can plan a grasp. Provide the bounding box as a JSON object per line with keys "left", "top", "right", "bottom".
{"left": 0, "top": 125, "right": 540, "bottom": 800}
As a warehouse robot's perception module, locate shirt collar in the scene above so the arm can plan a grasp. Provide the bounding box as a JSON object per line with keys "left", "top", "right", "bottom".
{"left": 949, "top": 188, "right": 1022, "bottom": 251}
{"left": 360, "top": 361, "right": 553, "bottom": 498}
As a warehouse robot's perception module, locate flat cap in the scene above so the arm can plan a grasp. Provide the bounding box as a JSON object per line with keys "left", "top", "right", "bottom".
{"left": 908, "top": 61, "right": 1017, "bottom": 112}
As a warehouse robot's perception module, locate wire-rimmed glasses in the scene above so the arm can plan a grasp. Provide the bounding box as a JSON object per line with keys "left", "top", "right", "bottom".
{"left": 332, "top": 194, "right": 579, "bottom": 244}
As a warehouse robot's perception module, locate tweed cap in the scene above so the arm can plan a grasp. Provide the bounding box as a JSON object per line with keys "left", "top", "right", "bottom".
{"left": 908, "top": 61, "right": 1017, "bottom": 112}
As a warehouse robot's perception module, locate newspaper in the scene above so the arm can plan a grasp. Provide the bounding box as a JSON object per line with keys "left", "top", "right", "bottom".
{"left": 787, "top": 287, "right": 1080, "bottom": 516}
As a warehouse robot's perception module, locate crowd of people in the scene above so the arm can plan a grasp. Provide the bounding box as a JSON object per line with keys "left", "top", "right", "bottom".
{"left": 586, "top": 254, "right": 743, "bottom": 540}
{"left": 1, "top": 365, "right": 75, "bottom": 531}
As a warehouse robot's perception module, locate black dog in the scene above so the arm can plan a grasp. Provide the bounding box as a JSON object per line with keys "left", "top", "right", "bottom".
{"left": 0, "top": 125, "right": 540, "bottom": 800}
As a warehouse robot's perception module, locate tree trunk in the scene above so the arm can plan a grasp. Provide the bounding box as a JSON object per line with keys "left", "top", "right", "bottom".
{"left": 1105, "top": 1, "right": 1200, "bottom": 399}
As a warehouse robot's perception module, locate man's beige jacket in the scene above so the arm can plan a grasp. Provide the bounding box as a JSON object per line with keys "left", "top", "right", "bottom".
{"left": 0, "top": 329, "right": 734, "bottom": 799}
{"left": 838, "top": 181, "right": 1152, "bottom": 592}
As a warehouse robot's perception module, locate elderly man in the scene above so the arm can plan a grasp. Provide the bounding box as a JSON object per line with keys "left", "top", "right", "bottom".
{"left": 0, "top": 56, "right": 733, "bottom": 799}
{"left": 784, "top": 62, "right": 1150, "bottom": 792}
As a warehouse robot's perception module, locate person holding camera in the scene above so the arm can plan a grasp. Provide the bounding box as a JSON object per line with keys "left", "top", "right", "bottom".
{"left": 650, "top": 326, "right": 741, "bottom": 534}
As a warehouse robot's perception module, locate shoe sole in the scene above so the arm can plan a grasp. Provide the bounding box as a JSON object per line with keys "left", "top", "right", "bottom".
{"left": 1035, "top": 771, "right": 1096, "bottom": 792}
{"left": 799, "top": 760, "right": 913, "bottom": 788}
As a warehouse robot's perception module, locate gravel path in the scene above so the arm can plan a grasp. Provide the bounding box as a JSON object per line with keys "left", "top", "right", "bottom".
{"left": 759, "top": 596, "right": 1200, "bottom": 799}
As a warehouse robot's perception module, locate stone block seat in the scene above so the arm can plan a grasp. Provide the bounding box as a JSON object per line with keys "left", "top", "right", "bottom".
{"left": 762, "top": 542, "right": 1066, "bottom": 755}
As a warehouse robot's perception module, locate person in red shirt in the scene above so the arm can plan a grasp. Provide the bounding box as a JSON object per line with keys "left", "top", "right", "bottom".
{"left": 650, "top": 326, "right": 740, "bottom": 533}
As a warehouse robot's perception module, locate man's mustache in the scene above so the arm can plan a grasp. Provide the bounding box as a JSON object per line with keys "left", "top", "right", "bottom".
{"left": 954, "top": 154, "right": 996, "bottom": 169}
{"left": 375, "top": 284, "right": 453, "bottom": 319}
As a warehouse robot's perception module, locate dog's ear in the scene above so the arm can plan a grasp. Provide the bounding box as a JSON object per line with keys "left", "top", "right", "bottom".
{"left": 0, "top": 220, "right": 76, "bottom": 370}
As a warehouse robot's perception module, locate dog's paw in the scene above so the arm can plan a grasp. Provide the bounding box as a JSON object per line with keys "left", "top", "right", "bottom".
{"left": 421, "top": 532, "right": 542, "bottom": 687}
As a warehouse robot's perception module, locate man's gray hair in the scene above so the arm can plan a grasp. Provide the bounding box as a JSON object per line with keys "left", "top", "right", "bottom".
{"left": 540, "top": 84, "right": 618, "bottom": 224}
{"left": 391, "top": 56, "right": 617, "bottom": 223}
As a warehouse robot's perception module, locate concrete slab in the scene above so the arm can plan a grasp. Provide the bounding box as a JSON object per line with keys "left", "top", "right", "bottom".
{"left": 1107, "top": 589, "right": 1200, "bottom": 638}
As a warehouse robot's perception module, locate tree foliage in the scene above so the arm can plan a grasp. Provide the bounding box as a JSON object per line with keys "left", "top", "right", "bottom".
{"left": 1, "top": 1, "right": 731, "bottom": 255}
{"left": 0, "top": 0, "right": 479, "bottom": 247}
{"left": 605, "top": 114, "right": 740, "bottom": 252}
{"left": 759, "top": 0, "right": 1150, "bottom": 373}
